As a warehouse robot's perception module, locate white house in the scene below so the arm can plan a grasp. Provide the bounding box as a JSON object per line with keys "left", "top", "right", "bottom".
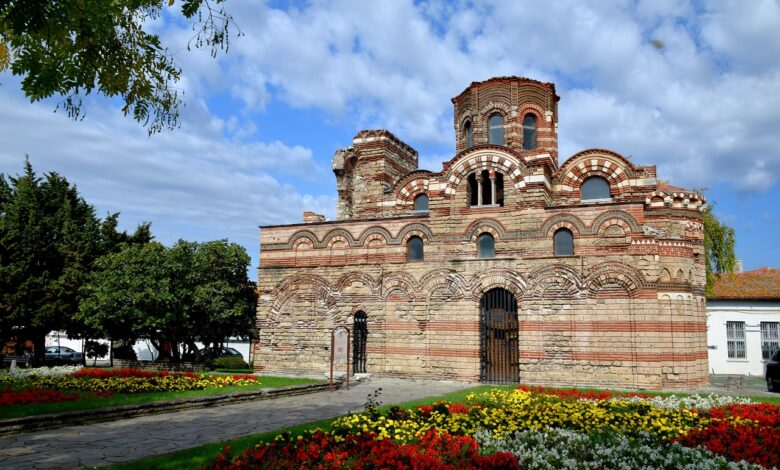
{"left": 707, "top": 267, "right": 780, "bottom": 376}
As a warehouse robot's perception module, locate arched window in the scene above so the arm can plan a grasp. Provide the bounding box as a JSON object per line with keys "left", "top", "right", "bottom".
{"left": 407, "top": 236, "right": 424, "bottom": 261}
{"left": 522, "top": 114, "right": 537, "bottom": 150}
{"left": 468, "top": 171, "right": 504, "bottom": 207}
{"left": 414, "top": 193, "right": 429, "bottom": 212}
{"left": 478, "top": 233, "right": 495, "bottom": 259}
{"left": 554, "top": 228, "right": 574, "bottom": 256}
{"left": 488, "top": 114, "right": 504, "bottom": 145}
{"left": 464, "top": 121, "right": 473, "bottom": 148}
{"left": 581, "top": 176, "right": 611, "bottom": 201}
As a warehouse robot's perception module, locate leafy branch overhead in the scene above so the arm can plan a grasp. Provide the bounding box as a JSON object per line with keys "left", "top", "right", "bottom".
{"left": 0, "top": 0, "right": 240, "bottom": 134}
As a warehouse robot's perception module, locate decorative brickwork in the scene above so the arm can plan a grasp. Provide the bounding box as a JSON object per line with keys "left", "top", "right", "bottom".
{"left": 255, "top": 76, "right": 708, "bottom": 390}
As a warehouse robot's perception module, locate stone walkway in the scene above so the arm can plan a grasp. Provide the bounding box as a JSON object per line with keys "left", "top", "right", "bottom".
{"left": 0, "top": 378, "right": 472, "bottom": 469}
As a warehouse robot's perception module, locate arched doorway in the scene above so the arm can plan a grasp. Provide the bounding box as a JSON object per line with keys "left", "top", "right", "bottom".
{"left": 480, "top": 288, "right": 519, "bottom": 383}
{"left": 352, "top": 311, "right": 368, "bottom": 373}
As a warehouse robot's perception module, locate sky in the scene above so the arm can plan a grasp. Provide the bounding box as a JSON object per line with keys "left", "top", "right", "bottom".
{"left": 1, "top": 0, "right": 779, "bottom": 279}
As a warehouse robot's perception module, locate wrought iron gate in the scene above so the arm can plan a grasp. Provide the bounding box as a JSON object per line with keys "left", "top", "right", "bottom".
{"left": 480, "top": 288, "right": 519, "bottom": 384}
{"left": 352, "top": 311, "right": 368, "bottom": 374}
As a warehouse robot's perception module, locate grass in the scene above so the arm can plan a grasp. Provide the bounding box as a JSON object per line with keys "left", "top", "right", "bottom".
{"left": 0, "top": 375, "right": 319, "bottom": 420}
{"left": 107, "top": 384, "right": 780, "bottom": 470}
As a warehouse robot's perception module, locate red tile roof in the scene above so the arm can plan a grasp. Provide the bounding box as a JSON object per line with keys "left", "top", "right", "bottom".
{"left": 709, "top": 267, "right": 780, "bottom": 300}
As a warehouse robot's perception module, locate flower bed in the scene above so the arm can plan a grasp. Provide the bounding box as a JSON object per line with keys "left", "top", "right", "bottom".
{"left": 208, "top": 386, "right": 780, "bottom": 469}
{"left": 0, "top": 388, "right": 78, "bottom": 406}
{"left": 0, "top": 367, "right": 260, "bottom": 401}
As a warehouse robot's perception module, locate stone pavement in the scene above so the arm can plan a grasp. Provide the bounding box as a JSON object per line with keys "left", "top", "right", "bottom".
{"left": 0, "top": 378, "right": 472, "bottom": 469}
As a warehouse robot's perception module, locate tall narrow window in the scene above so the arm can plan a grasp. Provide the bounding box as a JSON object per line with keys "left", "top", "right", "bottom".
{"left": 468, "top": 173, "right": 478, "bottom": 206}
{"left": 522, "top": 114, "right": 537, "bottom": 150}
{"left": 553, "top": 228, "right": 574, "bottom": 256}
{"left": 480, "top": 170, "right": 491, "bottom": 205}
{"left": 488, "top": 114, "right": 504, "bottom": 145}
{"left": 727, "top": 321, "right": 746, "bottom": 359}
{"left": 464, "top": 121, "right": 473, "bottom": 148}
{"left": 761, "top": 322, "right": 780, "bottom": 360}
{"left": 353, "top": 311, "right": 368, "bottom": 373}
{"left": 407, "top": 236, "right": 424, "bottom": 261}
{"left": 414, "top": 193, "right": 429, "bottom": 212}
{"left": 478, "top": 233, "right": 495, "bottom": 259}
{"left": 581, "top": 176, "right": 611, "bottom": 201}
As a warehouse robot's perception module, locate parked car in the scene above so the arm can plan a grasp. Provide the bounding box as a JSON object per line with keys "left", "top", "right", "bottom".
{"left": 768, "top": 350, "right": 780, "bottom": 393}
{"left": 194, "top": 346, "right": 243, "bottom": 362}
{"left": 44, "top": 346, "right": 83, "bottom": 365}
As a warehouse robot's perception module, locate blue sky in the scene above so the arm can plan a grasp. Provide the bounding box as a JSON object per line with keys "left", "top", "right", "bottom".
{"left": 1, "top": 0, "right": 779, "bottom": 279}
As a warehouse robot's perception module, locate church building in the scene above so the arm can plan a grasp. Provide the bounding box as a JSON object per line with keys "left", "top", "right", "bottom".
{"left": 253, "top": 76, "right": 709, "bottom": 389}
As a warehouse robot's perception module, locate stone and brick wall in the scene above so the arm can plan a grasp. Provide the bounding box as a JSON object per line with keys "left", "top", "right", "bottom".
{"left": 254, "top": 76, "right": 708, "bottom": 390}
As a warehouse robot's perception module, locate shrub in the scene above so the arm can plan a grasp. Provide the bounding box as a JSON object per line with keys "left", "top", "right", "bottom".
{"left": 213, "top": 356, "right": 250, "bottom": 371}
{"left": 112, "top": 344, "right": 137, "bottom": 361}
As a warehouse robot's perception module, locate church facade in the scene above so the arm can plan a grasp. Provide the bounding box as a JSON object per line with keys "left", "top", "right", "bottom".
{"left": 253, "top": 76, "right": 709, "bottom": 390}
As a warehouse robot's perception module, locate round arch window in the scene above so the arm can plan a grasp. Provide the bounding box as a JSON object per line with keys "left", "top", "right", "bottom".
{"left": 554, "top": 228, "right": 574, "bottom": 256}
{"left": 581, "top": 176, "right": 611, "bottom": 201}
{"left": 414, "top": 193, "right": 429, "bottom": 212}
{"left": 478, "top": 233, "right": 495, "bottom": 259}
{"left": 407, "top": 236, "right": 424, "bottom": 261}
{"left": 488, "top": 114, "right": 504, "bottom": 145}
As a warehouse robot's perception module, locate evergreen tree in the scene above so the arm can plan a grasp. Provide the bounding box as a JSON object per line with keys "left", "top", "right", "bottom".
{"left": 0, "top": 159, "right": 148, "bottom": 362}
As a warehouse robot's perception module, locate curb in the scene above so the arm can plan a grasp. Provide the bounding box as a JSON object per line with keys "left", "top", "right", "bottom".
{"left": 0, "top": 380, "right": 342, "bottom": 436}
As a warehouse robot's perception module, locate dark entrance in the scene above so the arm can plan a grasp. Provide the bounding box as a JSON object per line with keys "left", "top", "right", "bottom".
{"left": 352, "top": 311, "right": 368, "bottom": 374}
{"left": 480, "top": 288, "right": 519, "bottom": 384}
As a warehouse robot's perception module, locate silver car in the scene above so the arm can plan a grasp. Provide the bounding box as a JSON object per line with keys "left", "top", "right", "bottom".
{"left": 44, "top": 346, "right": 83, "bottom": 365}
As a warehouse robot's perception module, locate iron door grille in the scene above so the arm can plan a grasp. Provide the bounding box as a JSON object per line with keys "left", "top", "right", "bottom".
{"left": 353, "top": 311, "right": 368, "bottom": 373}
{"left": 480, "top": 288, "right": 519, "bottom": 384}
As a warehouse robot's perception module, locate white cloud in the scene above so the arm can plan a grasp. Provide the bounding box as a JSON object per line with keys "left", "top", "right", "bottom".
{"left": 0, "top": 84, "right": 335, "bottom": 276}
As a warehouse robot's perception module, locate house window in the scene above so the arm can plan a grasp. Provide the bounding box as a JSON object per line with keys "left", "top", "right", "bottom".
{"left": 488, "top": 114, "right": 504, "bottom": 145}
{"left": 761, "top": 322, "right": 780, "bottom": 360}
{"left": 553, "top": 228, "right": 574, "bottom": 256}
{"left": 581, "top": 176, "right": 611, "bottom": 201}
{"left": 522, "top": 114, "right": 537, "bottom": 150}
{"left": 727, "top": 321, "right": 746, "bottom": 359}
{"left": 468, "top": 171, "right": 504, "bottom": 207}
{"left": 407, "top": 236, "right": 424, "bottom": 261}
{"left": 478, "top": 233, "right": 495, "bottom": 259}
{"left": 464, "top": 121, "right": 473, "bottom": 148}
{"left": 414, "top": 193, "right": 429, "bottom": 212}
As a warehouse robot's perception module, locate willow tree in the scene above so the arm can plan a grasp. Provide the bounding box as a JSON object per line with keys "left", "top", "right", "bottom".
{"left": 702, "top": 204, "right": 737, "bottom": 295}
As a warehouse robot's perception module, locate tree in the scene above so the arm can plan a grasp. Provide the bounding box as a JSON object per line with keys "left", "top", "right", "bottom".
{"left": 77, "top": 239, "right": 256, "bottom": 362}
{"left": 0, "top": 0, "right": 238, "bottom": 134}
{"left": 0, "top": 159, "right": 149, "bottom": 362}
{"left": 702, "top": 204, "right": 737, "bottom": 295}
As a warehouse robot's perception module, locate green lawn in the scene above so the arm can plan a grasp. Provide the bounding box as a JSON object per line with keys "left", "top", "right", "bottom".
{"left": 0, "top": 375, "right": 319, "bottom": 420}
{"left": 108, "top": 385, "right": 780, "bottom": 470}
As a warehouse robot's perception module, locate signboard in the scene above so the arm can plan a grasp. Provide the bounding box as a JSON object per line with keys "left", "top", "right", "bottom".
{"left": 333, "top": 327, "right": 349, "bottom": 364}
{"left": 329, "top": 326, "right": 350, "bottom": 390}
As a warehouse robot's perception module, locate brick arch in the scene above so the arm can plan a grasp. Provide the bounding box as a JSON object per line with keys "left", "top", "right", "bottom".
{"left": 443, "top": 148, "right": 528, "bottom": 198}
{"left": 287, "top": 230, "right": 320, "bottom": 250}
{"left": 556, "top": 149, "right": 640, "bottom": 193}
{"left": 464, "top": 218, "right": 507, "bottom": 242}
{"left": 419, "top": 269, "right": 469, "bottom": 300}
{"left": 479, "top": 101, "right": 512, "bottom": 122}
{"left": 517, "top": 104, "right": 545, "bottom": 123}
{"left": 396, "top": 177, "right": 432, "bottom": 206}
{"left": 270, "top": 273, "right": 335, "bottom": 323}
{"left": 292, "top": 237, "right": 314, "bottom": 251}
{"left": 526, "top": 264, "right": 585, "bottom": 299}
{"left": 380, "top": 271, "right": 419, "bottom": 300}
{"left": 585, "top": 261, "right": 647, "bottom": 297}
{"left": 396, "top": 223, "right": 433, "bottom": 243}
{"left": 591, "top": 210, "right": 641, "bottom": 235}
{"left": 321, "top": 228, "right": 357, "bottom": 247}
{"left": 470, "top": 268, "right": 527, "bottom": 300}
{"left": 326, "top": 236, "right": 349, "bottom": 249}
{"left": 539, "top": 213, "right": 587, "bottom": 237}
{"left": 357, "top": 227, "right": 392, "bottom": 246}
{"left": 335, "top": 272, "right": 378, "bottom": 294}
